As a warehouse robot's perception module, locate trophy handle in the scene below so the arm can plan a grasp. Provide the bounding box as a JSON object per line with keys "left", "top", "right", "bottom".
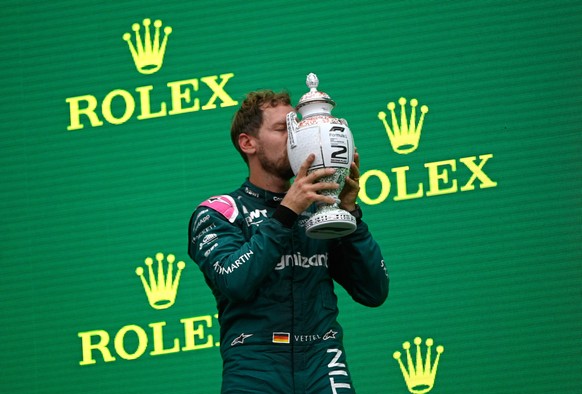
{"left": 286, "top": 112, "right": 298, "bottom": 149}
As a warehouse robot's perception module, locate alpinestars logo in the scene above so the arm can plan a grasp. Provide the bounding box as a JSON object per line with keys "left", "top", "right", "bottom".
{"left": 231, "top": 333, "right": 253, "bottom": 346}
{"left": 66, "top": 17, "right": 238, "bottom": 131}
{"left": 357, "top": 97, "right": 497, "bottom": 205}
{"left": 323, "top": 329, "right": 337, "bottom": 340}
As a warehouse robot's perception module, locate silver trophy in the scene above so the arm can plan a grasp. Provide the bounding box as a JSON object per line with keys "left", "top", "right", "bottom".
{"left": 286, "top": 73, "right": 356, "bottom": 239}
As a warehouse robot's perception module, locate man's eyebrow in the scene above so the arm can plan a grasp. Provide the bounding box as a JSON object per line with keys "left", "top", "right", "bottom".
{"left": 272, "top": 120, "right": 287, "bottom": 127}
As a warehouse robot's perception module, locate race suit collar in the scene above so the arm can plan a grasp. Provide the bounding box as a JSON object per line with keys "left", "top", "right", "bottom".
{"left": 242, "top": 179, "right": 286, "bottom": 206}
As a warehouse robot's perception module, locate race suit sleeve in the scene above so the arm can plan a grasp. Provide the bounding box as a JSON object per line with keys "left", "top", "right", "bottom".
{"left": 188, "top": 197, "right": 295, "bottom": 303}
{"left": 328, "top": 220, "right": 389, "bottom": 307}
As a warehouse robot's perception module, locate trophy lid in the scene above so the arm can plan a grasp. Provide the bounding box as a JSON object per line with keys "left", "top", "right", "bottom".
{"left": 296, "top": 73, "right": 336, "bottom": 110}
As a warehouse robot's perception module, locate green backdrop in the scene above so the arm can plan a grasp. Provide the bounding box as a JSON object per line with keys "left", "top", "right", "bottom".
{"left": 1, "top": 1, "right": 580, "bottom": 393}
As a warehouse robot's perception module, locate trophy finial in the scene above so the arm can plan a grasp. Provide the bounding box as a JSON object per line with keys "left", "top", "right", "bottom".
{"left": 296, "top": 72, "right": 335, "bottom": 111}
{"left": 306, "top": 73, "right": 319, "bottom": 91}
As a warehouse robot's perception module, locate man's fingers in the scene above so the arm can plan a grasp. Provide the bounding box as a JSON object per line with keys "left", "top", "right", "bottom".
{"left": 312, "top": 181, "right": 340, "bottom": 191}
{"left": 298, "top": 155, "right": 337, "bottom": 180}
{"left": 297, "top": 154, "right": 315, "bottom": 177}
{"left": 307, "top": 167, "right": 336, "bottom": 181}
{"left": 349, "top": 162, "right": 359, "bottom": 180}
{"left": 344, "top": 176, "right": 359, "bottom": 189}
{"left": 316, "top": 195, "right": 339, "bottom": 205}
{"left": 350, "top": 152, "right": 360, "bottom": 180}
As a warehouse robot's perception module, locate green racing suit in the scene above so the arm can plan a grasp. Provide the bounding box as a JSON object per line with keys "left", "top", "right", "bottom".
{"left": 188, "top": 179, "right": 389, "bottom": 393}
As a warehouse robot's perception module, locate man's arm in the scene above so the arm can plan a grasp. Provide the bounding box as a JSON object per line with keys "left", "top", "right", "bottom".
{"left": 189, "top": 155, "right": 337, "bottom": 302}
{"left": 328, "top": 221, "right": 389, "bottom": 307}
{"left": 330, "top": 151, "right": 389, "bottom": 306}
{"left": 188, "top": 200, "right": 295, "bottom": 303}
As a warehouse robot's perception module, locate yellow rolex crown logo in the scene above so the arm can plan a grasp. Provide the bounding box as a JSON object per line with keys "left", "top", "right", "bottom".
{"left": 393, "top": 337, "right": 444, "bottom": 394}
{"left": 122, "top": 18, "right": 172, "bottom": 75}
{"left": 136, "top": 252, "right": 185, "bottom": 310}
{"left": 378, "top": 98, "right": 429, "bottom": 155}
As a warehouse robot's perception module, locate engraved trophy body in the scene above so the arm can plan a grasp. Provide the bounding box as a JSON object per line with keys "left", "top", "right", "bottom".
{"left": 286, "top": 73, "right": 356, "bottom": 239}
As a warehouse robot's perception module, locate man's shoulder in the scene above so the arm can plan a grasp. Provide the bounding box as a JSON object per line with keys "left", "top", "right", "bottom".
{"left": 196, "top": 192, "right": 240, "bottom": 224}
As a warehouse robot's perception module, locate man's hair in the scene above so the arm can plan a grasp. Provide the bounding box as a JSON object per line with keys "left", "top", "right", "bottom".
{"left": 230, "top": 90, "right": 291, "bottom": 164}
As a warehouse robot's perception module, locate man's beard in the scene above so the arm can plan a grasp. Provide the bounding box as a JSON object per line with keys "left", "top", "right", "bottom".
{"left": 257, "top": 146, "right": 294, "bottom": 180}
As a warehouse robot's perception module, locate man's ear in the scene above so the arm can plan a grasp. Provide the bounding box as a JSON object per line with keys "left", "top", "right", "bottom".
{"left": 238, "top": 133, "right": 256, "bottom": 156}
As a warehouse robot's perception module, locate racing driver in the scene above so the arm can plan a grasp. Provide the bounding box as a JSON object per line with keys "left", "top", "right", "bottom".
{"left": 188, "top": 89, "right": 389, "bottom": 393}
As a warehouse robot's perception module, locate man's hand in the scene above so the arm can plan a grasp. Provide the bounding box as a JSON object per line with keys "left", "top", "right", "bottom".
{"left": 281, "top": 154, "right": 339, "bottom": 215}
{"left": 338, "top": 151, "right": 360, "bottom": 212}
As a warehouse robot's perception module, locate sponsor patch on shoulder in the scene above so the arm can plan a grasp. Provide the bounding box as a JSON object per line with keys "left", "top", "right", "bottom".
{"left": 199, "top": 195, "right": 238, "bottom": 223}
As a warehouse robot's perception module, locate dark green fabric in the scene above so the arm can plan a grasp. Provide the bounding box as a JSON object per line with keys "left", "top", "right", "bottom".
{"left": 188, "top": 179, "right": 388, "bottom": 392}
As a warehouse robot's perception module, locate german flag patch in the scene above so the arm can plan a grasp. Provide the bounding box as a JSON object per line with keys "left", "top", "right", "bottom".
{"left": 272, "top": 332, "right": 290, "bottom": 344}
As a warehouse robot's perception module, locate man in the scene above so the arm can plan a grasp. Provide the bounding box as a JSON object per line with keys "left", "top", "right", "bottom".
{"left": 188, "top": 90, "right": 388, "bottom": 393}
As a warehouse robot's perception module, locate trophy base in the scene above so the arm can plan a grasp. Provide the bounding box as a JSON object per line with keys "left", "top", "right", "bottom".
{"left": 305, "top": 209, "right": 357, "bottom": 239}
